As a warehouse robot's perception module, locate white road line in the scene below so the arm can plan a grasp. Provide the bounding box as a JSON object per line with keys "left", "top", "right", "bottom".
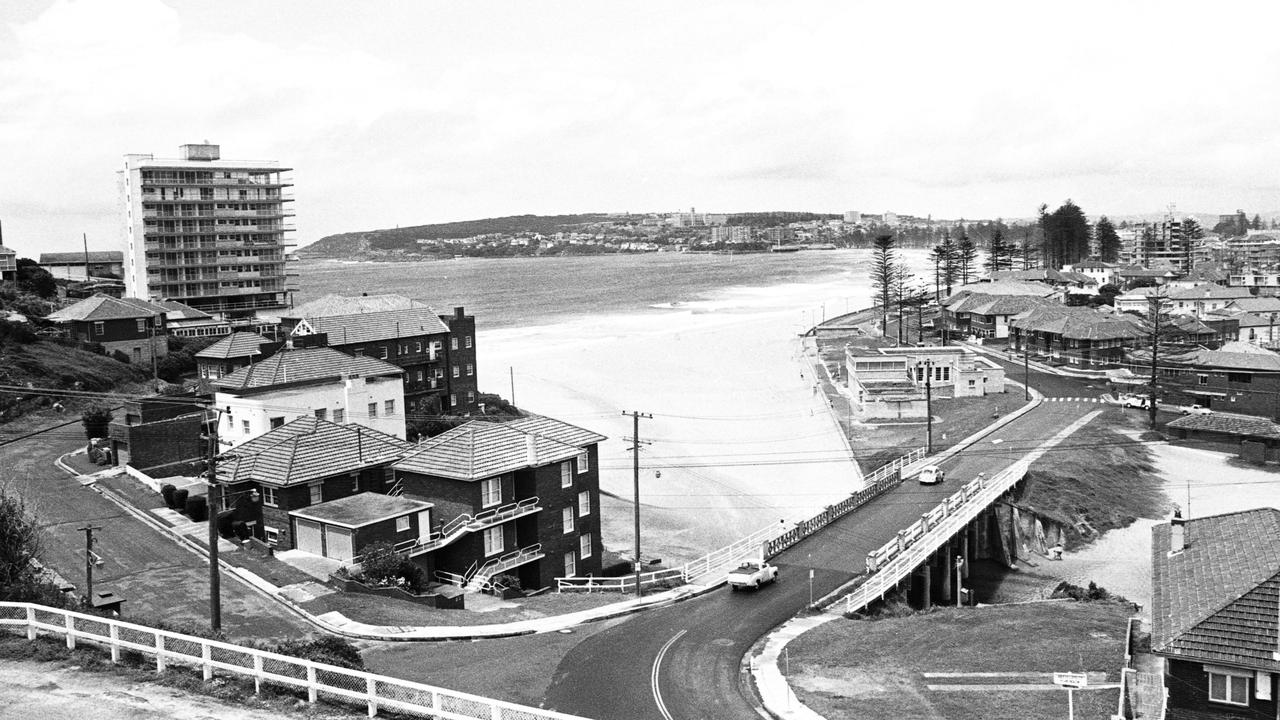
{"left": 652, "top": 629, "right": 687, "bottom": 720}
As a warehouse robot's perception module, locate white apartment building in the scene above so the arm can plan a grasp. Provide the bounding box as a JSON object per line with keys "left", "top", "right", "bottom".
{"left": 212, "top": 347, "right": 405, "bottom": 449}
{"left": 120, "top": 143, "right": 295, "bottom": 318}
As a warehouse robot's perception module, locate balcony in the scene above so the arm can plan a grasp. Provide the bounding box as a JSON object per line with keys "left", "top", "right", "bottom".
{"left": 406, "top": 498, "right": 541, "bottom": 557}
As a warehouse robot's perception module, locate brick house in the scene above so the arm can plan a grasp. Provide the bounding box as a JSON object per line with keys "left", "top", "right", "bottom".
{"left": 1139, "top": 342, "right": 1280, "bottom": 417}
{"left": 108, "top": 394, "right": 208, "bottom": 475}
{"left": 1009, "top": 306, "right": 1146, "bottom": 366}
{"left": 212, "top": 345, "right": 406, "bottom": 449}
{"left": 391, "top": 416, "right": 607, "bottom": 592}
{"left": 215, "top": 416, "right": 412, "bottom": 548}
{"left": 196, "top": 331, "right": 275, "bottom": 380}
{"left": 1152, "top": 508, "right": 1280, "bottom": 719}
{"left": 281, "top": 294, "right": 480, "bottom": 422}
{"left": 940, "top": 281, "right": 1058, "bottom": 340}
{"left": 44, "top": 293, "right": 169, "bottom": 367}
{"left": 38, "top": 250, "right": 124, "bottom": 280}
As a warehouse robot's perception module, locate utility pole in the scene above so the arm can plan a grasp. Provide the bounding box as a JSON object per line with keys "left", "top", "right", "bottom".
{"left": 509, "top": 367, "right": 516, "bottom": 407}
{"left": 78, "top": 525, "right": 102, "bottom": 606}
{"left": 82, "top": 232, "right": 90, "bottom": 282}
{"left": 1023, "top": 334, "right": 1031, "bottom": 402}
{"left": 622, "top": 410, "right": 652, "bottom": 598}
{"left": 921, "top": 359, "right": 934, "bottom": 453}
{"left": 206, "top": 408, "right": 223, "bottom": 634}
{"left": 1147, "top": 294, "right": 1163, "bottom": 428}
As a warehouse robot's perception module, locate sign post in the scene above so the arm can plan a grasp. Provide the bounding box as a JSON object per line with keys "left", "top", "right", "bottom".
{"left": 1053, "top": 672, "right": 1088, "bottom": 720}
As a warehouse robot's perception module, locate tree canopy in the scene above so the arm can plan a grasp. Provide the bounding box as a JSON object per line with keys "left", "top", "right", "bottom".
{"left": 1039, "top": 201, "right": 1092, "bottom": 268}
{"left": 870, "top": 233, "right": 897, "bottom": 339}
{"left": 1095, "top": 216, "right": 1121, "bottom": 263}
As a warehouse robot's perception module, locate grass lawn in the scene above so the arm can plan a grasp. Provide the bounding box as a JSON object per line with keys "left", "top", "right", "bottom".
{"left": 303, "top": 586, "right": 629, "bottom": 627}
{"left": 786, "top": 600, "right": 1132, "bottom": 720}
{"left": 851, "top": 391, "right": 1028, "bottom": 473}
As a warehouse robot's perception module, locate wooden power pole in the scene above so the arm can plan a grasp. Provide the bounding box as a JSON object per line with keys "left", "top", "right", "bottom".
{"left": 622, "top": 410, "right": 652, "bottom": 598}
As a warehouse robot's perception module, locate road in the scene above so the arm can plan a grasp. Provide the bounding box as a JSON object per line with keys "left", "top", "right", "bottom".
{"left": 544, "top": 400, "right": 1105, "bottom": 720}
{"left": 1, "top": 416, "right": 312, "bottom": 641}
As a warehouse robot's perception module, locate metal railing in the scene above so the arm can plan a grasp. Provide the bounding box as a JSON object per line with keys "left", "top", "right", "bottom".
{"left": 0, "top": 602, "right": 590, "bottom": 720}
{"left": 556, "top": 568, "right": 687, "bottom": 593}
{"left": 466, "top": 544, "right": 544, "bottom": 590}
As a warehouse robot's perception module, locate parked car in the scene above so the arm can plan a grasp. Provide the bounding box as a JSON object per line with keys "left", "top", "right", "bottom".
{"left": 918, "top": 465, "right": 945, "bottom": 485}
{"left": 1119, "top": 393, "right": 1155, "bottom": 409}
{"left": 727, "top": 560, "right": 779, "bottom": 590}
{"left": 1179, "top": 405, "right": 1212, "bottom": 416}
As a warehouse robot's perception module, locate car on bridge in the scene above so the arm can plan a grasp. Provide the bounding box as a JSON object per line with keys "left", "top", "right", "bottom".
{"left": 727, "top": 560, "right": 779, "bottom": 590}
{"left": 917, "top": 465, "right": 945, "bottom": 485}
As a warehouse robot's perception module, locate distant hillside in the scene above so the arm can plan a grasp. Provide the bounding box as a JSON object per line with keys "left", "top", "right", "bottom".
{"left": 297, "top": 214, "right": 618, "bottom": 258}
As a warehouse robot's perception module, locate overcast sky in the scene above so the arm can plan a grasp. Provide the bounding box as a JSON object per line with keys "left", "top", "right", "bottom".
{"left": 2, "top": 0, "right": 1279, "bottom": 255}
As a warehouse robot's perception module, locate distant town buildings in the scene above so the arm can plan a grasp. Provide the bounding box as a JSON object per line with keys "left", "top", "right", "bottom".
{"left": 1121, "top": 218, "right": 1192, "bottom": 274}
{"left": 38, "top": 251, "right": 124, "bottom": 281}
{"left": 119, "top": 143, "right": 295, "bottom": 318}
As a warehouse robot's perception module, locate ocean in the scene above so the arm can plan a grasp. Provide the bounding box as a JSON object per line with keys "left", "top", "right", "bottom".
{"left": 293, "top": 249, "right": 938, "bottom": 562}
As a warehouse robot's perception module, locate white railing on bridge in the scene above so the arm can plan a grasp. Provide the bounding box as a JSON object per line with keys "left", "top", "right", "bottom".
{"left": 0, "top": 602, "right": 591, "bottom": 720}
{"left": 551, "top": 448, "right": 926, "bottom": 593}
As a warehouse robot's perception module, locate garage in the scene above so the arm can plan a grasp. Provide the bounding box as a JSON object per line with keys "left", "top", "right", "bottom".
{"left": 326, "top": 527, "right": 353, "bottom": 562}
{"left": 294, "top": 518, "right": 323, "bottom": 556}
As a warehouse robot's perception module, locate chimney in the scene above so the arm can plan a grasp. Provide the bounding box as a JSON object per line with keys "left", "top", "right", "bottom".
{"left": 454, "top": 306, "right": 464, "bottom": 320}
{"left": 525, "top": 435, "right": 538, "bottom": 466}
{"left": 1170, "top": 509, "right": 1186, "bottom": 554}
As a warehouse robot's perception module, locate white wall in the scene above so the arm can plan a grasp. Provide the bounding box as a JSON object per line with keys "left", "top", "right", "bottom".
{"left": 214, "top": 376, "right": 405, "bottom": 448}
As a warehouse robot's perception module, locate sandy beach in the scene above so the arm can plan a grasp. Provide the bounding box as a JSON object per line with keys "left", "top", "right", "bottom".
{"left": 479, "top": 273, "right": 881, "bottom": 564}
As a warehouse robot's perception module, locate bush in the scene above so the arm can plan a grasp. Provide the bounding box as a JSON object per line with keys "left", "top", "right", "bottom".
{"left": 270, "top": 636, "right": 364, "bottom": 670}
{"left": 110, "top": 350, "right": 130, "bottom": 364}
{"left": 1050, "top": 580, "right": 1125, "bottom": 603}
{"left": 184, "top": 496, "right": 207, "bottom": 522}
{"left": 232, "top": 521, "right": 249, "bottom": 540}
{"left": 357, "top": 541, "right": 401, "bottom": 584}
{"left": 171, "top": 488, "right": 189, "bottom": 513}
{"left": 81, "top": 406, "right": 113, "bottom": 440}
{"left": 160, "top": 484, "right": 176, "bottom": 509}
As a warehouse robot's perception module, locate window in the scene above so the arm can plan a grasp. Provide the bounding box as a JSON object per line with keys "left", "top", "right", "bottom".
{"left": 481, "top": 477, "right": 501, "bottom": 507}
{"left": 93, "top": 321, "right": 104, "bottom": 336}
{"left": 579, "top": 533, "right": 592, "bottom": 559}
{"left": 270, "top": 416, "right": 284, "bottom": 428}
{"left": 561, "top": 462, "right": 573, "bottom": 488}
{"left": 396, "top": 516, "right": 411, "bottom": 532}
{"left": 465, "top": 336, "right": 473, "bottom": 349}
{"left": 399, "top": 343, "right": 409, "bottom": 356}
{"left": 450, "top": 393, "right": 457, "bottom": 407}
{"left": 452, "top": 365, "right": 460, "bottom": 378}
{"left": 353, "top": 348, "right": 364, "bottom": 357}
{"left": 242, "top": 419, "right": 250, "bottom": 434}
{"left": 384, "top": 399, "right": 395, "bottom": 415}
{"left": 379, "top": 346, "right": 388, "bottom": 359}
{"left": 264, "top": 526, "right": 280, "bottom": 546}
{"left": 1198, "top": 374, "right": 1208, "bottom": 386}
{"left": 136, "top": 318, "right": 146, "bottom": 333}
{"left": 333, "top": 408, "right": 345, "bottom": 423}
{"left": 1208, "top": 670, "right": 1249, "bottom": 706}
{"left": 415, "top": 341, "right": 422, "bottom": 352}
{"left": 467, "top": 391, "right": 475, "bottom": 403}
{"left": 578, "top": 490, "right": 591, "bottom": 516}
{"left": 309, "top": 483, "right": 322, "bottom": 504}
{"left": 967, "top": 379, "right": 976, "bottom": 387}
{"left": 483, "top": 526, "right": 503, "bottom": 556}
{"left": 466, "top": 363, "right": 474, "bottom": 376}
{"left": 416, "top": 370, "right": 424, "bottom": 382}
{"left": 368, "top": 402, "right": 378, "bottom": 418}
{"left": 577, "top": 451, "right": 589, "bottom": 474}
{"left": 562, "top": 507, "right": 574, "bottom": 533}
{"left": 351, "top": 475, "right": 360, "bottom": 492}
{"left": 451, "top": 337, "right": 459, "bottom": 350}
{"left": 261, "top": 486, "right": 278, "bottom": 507}
{"left": 1228, "top": 372, "right": 1253, "bottom": 384}
{"left": 564, "top": 552, "right": 576, "bottom": 577}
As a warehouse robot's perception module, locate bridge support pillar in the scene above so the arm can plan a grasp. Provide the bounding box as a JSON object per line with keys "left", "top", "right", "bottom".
{"left": 920, "top": 559, "right": 932, "bottom": 610}
{"left": 962, "top": 528, "right": 971, "bottom": 580}
{"left": 941, "top": 543, "right": 952, "bottom": 603}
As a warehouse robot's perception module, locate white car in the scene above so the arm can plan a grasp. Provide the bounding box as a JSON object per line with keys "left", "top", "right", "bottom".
{"left": 918, "top": 465, "right": 945, "bottom": 485}
{"left": 727, "top": 560, "right": 779, "bottom": 590}
{"left": 1120, "top": 394, "right": 1154, "bottom": 409}
{"left": 1179, "top": 405, "right": 1212, "bottom": 416}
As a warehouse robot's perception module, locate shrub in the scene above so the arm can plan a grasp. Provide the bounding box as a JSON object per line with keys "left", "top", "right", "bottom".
{"left": 357, "top": 541, "right": 401, "bottom": 584}
{"left": 397, "top": 561, "right": 427, "bottom": 593}
{"left": 81, "top": 406, "right": 113, "bottom": 440}
{"left": 171, "top": 488, "right": 189, "bottom": 513}
{"left": 232, "top": 521, "right": 249, "bottom": 540}
{"left": 160, "top": 484, "right": 176, "bottom": 509}
{"left": 270, "top": 636, "right": 364, "bottom": 670}
{"left": 110, "top": 350, "right": 131, "bottom": 364}
{"left": 184, "top": 496, "right": 207, "bottom": 522}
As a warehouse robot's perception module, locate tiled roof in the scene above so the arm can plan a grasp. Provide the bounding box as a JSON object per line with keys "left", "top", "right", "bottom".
{"left": 1167, "top": 285, "right": 1253, "bottom": 301}
{"left": 293, "top": 307, "right": 450, "bottom": 346}
{"left": 219, "top": 416, "right": 411, "bottom": 486}
{"left": 1166, "top": 412, "right": 1280, "bottom": 439}
{"left": 196, "top": 332, "right": 269, "bottom": 360}
{"left": 1071, "top": 260, "right": 1117, "bottom": 270}
{"left": 1118, "top": 265, "right": 1178, "bottom": 277}
{"left": 1011, "top": 307, "right": 1145, "bottom": 341}
{"left": 949, "top": 293, "right": 1055, "bottom": 316}
{"left": 1183, "top": 266, "right": 1229, "bottom": 283}
{"left": 45, "top": 293, "right": 164, "bottom": 322}
{"left": 155, "top": 300, "right": 212, "bottom": 320}
{"left": 394, "top": 417, "right": 602, "bottom": 481}
{"left": 944, "top": 281, "right": 1057, "bottom": 303}
{"left": 1152, "top": 509, "right": 1280, "bottom": 670}
{"left": 1227, "top": 297, "right": 1280, "bottom": 314}
{"left": 290, "top": 492, "right": 433, "bottom": 529}
{"left": 284, "top": 293, "right": 426, "bottom": 319}
{"left": 0, "top": 245, "right": 15, "bottom": 256}
{"left": 39, "top": 251, "right": 123, "bottom": 264}
{"left": 1162, "top": 345, "right": 1280, "bottom": 372}
{"left": 212, "top": 347, "right": 402, "bottom": 391}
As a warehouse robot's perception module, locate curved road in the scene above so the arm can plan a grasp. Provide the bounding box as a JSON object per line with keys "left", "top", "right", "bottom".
{"left": 545, "top": 397, "right": 1104, "bottom": 719}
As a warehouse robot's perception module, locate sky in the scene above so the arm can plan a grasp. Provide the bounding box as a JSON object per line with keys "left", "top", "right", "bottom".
{"left": 2, "top": 0, "right": 1279, "bottom": 255}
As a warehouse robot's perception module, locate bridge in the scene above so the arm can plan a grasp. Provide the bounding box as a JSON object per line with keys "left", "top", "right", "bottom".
{"left": 545, "top": 396, "right": 1109, "bottom": 720}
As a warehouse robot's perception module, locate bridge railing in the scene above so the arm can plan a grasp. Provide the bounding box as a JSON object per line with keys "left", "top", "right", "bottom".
{"left": 0, "top": 602, "right": 591, "bottom": 720}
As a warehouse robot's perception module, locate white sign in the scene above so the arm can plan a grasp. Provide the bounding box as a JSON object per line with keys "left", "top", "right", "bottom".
{"left": 1053, "top": 672, "right": 1088, "bottom": 689}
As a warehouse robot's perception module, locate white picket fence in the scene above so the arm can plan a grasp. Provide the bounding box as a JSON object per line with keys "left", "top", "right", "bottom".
{"left": 0, "top": 602, "right": 590, "bottom": 720}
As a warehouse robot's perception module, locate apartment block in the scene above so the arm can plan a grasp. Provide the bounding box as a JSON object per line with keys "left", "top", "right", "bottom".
{"left": 120, "top": 143, "right": 296, "bottom": 318}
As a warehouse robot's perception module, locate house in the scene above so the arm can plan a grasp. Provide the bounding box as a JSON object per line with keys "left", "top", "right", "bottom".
{"left": 987, "top": 267, "right": 1096, "bottom": 288}
{"left": 1139, "top": 342, "right": 1280, "bottom": 418}
{"left": 391, "top": 415, "right": 607, "bottom": 591}
{"left": 1114, "top": 286, "right": 1166, "bottom": 315}
{"left": 1009, "top": 306, "right": 1146, "bottom": 366}
{"left": 877, "top": 346, "right": 1006, "bottom": 396}
{"left": 196, "top": 331, "right": 276, "bottom": 380}
{"left": 1229, "top": 271, "right": 1280, "bottom": 296}
{"left": 107, "top": 394, "right": 207, "bottom": 476}
{"left": 215, "top": 416, "right": 413, "bottom": 549}
{"left": 1116, "top": 265, "right": 1178, "bottom": 289}
{"left": 1151, "top": 509, "right": 1280, "bottom": 719}
{"left": 1066, "top": 260, "right": 1119, "bottom": 288}
{"left": 1166, "top": 264, "right": 1229, "bottom": 289}
{"left": 0, "top": 244, "right": 16, "bottom": 282}
{"left": 1166, "top": 285, "right": 1254, "bottom": 318}
{"left": 844, "top": 348, "right": 926, "bottom": 420}
{"left": 38, "top": 251, "right": 124, "bottom": 281}
{"left": 211, "top": 345, "right": 405, "bottom": 449}
{"left": 43, "top": 293, "right": 169, "bottom": 367}
{"left": 941, "top": 293, "right": 1057, "bottom": 339}
{"left": 1223, "top": 296, "right": 1280, "bottom": 316}
{"left": 282, "top": 294, "right": 480, "bottom": 419}
{"left": 1165, "top": 412, "right": 1280, "bottom": 461}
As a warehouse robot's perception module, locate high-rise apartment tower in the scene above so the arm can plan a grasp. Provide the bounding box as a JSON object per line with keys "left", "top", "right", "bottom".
{"left": 120, "top": 143, "right": 295, "bottom": 317}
